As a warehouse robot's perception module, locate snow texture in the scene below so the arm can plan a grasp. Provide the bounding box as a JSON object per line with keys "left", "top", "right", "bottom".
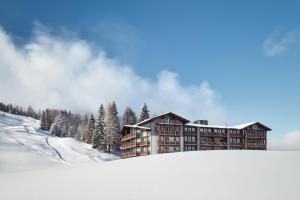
{"left": 0, "top": 112, "right": 299, "bottom": 200}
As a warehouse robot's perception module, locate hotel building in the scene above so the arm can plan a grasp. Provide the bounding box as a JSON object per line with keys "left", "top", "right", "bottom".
{"left": 121, "top": 112, "right": 271, "bottom": 159}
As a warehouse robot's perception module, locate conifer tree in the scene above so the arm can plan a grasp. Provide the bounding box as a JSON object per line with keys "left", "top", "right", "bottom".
{"left": 50, "top": 111, "right": 65, "bottom": 137}
{"left": 122, "top": 106, "right": 137, "bottom": 126}
{"left": 138, "top": 103, "right": 150, "bottom": 122}
{"left": 93, "top": 104, "right": 106, "bottom": 150}
{"left": 111, "top": 101, "right": 121, "bottom": 151}
{"left": 85, "top": 114, "right": 95, "bottom": 144}
{"left": 40, "top": 110, "right": 47, "bottom": 131}
{"left": 105, "top": 102, "right": 121, "bottom": 153}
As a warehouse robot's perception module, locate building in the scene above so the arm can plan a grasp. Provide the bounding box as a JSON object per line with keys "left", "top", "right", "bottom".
{"left": 121, "top": 112, "right": 271, "bottom": 159}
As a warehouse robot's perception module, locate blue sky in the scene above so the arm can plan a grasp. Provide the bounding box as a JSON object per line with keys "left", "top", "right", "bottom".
{"left": 0, "top": 0, "right": 300, "bottom": 139}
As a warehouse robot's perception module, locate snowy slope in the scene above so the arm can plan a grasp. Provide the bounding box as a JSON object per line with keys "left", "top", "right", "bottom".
{"left": 0, "top": 150, "right": 299, "bottom": 200}
{"left": 1, "top": 112, "right": 299, "bottom": 200}
{"left": 0, "top": 111, "right": 118, "bottom": 172}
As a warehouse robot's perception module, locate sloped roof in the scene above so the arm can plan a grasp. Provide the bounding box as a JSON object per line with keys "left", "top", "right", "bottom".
{"left": 136, "top": 112, "right": 190, "bottom": 126}
{"left": 122, "top": 124, "right": 151, "bottom": 130}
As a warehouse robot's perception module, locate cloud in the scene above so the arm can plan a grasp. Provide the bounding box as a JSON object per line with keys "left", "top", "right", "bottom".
{"left": 268, "top": 130, "right": 300, "bottom": 150}
{"left": 0, "top": 25, "right": 226, "bottom": 123}
{"left": 263, "top": 28, "right": 300, "bottom": 57}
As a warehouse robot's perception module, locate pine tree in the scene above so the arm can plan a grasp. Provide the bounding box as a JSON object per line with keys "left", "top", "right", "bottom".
{"left": 111, "top": 101, "right": 121, "bottom": 151}
{"left": 40, "top": 110, "right": 47, "bottom": 131}
{"left": 122, "top": 106, "right": 137, "bottom": 126}
{"left": 93, "top": 104, "right": 106, "bottom": 150}
{"left": 50, "top": 111, "right": 65, "bottom": 137}
{"left": 138, "top": 103, "right": 150, "bottom": 122}
{"left": 84, "top": 114, "right": 95, "bottom": 144}
{"left": 105, "top": 102, "right": 121, "bottom": 153}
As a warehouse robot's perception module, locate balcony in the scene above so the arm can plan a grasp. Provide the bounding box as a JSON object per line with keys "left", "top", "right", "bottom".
{"left": 200, "top": 132, "right": 214, "bottom": 137}
{"left": 137, "top": 141, "right": 150, "bottom": 146}
{"left": 230, "top": 143, "right": 243, "bottom": 147}
{"left": 121, "top": 152, "right": 137, "bottom": 158}
{"left": 121, "top": 142, "right": 136, "bottom": 149}
{"left": 200, "top": 141, "right": 214, "bottom": 146}
{"left": 214, "top": 142, "right": 227, "bottom": 146}
{"left": 247, "top": 143, "right": 266, "bottom": 148}
{"left": 137, "top": 152, "right": 150, "bottom": 156}
{"left": 230, "top": 133, "right": 243, "bottom": 138}
{"left": 157, "top": 131, "right": 180, "bottom": 136}
{"left": 158, "top": 140, "right": 180, "bottom": 146}
{"left": 214, "top": 133, "right": 227, "bottom": 137}
{"left": 184, "top": 140, "right": 197, "bottom": 145}
{"left": 247, "top": 134, "right": 266, "bottom": 139}
{"left": 121, "top": 133, "right": 136, "bottom": 141}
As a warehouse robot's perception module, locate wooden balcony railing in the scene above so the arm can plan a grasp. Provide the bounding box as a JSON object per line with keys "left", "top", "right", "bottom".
{"left": 184, "top": 140, "right": 197, "bottom": 144}
{"left": 200, "top": 132, "right": 214, "bottom": 137}
{"left": 200, "top": 141, "right": 228, "bottom": 146}
{"left": 158, "top": 140, "right": 180, "bottom": 146}
{"left": 247, "top": 143, "right": 266, "bottom": 148}
{"left": 121, "top": 142, "right": 136, "bottom": 149}
{"left": 121, "top": 133, "right": 136, "bottom": 141}
{"left": 230, "top": 133, "right": 243, "bottom": 137}
{"left": 137, "top": 152, "right": 150, "bottom": 156}
{"left": 157, "top": 131, "right": 180, "bottom": 136}
{"left": 121, "top": 152, "right": 136, "bottom": 158}
{"left": 214, "top": 133, "right": 228, "bottom": 137}
{"left": 200, "top": 141, "right": 214, "bottom": 146}
{"left": 246, "top": 134, "right": 266, "bottom": 139}
{"left": 137, "top": 141, "right": 150, "bottom": 146}
{"left": 214, "top": 142, "right": 227, "bottom": 146}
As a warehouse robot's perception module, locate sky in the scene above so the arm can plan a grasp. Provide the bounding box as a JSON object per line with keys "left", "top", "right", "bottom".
{"left": 0, "top": 0, "right": 299, "bottom": 145}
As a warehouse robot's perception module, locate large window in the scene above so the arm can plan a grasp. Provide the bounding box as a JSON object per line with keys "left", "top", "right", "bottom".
{"left": 162, "top": 117, "right": 174, "bottom": 124}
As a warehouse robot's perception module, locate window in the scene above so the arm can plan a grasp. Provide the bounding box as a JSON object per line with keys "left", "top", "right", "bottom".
{"left": 163, "top": 117, "right": 174, "bottom": 124}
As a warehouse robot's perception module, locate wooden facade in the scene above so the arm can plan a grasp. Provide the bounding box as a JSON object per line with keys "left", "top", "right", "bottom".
{"left": 121, "top": 112, "right": 271, "bottom": 159}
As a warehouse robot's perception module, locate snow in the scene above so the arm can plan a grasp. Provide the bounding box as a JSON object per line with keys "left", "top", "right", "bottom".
{"left": 1, "top": 112, "right": 299, "bottom": 200}
{"left": 187, "top": 121, "right": 271, "bottom": 130}
{"left": 0, "top": 150, "right": 300, "bottom": 200}
{"left": 0, "top": 111, "right": 118, "bottom": 173}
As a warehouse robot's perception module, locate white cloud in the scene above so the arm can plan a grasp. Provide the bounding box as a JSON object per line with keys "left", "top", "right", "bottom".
{"left": 268, "top": 130, "right": 300, "bottom": 151}
{"left": 0, "top": 25, "right": 226, "bottom": 123}
{"left": 263, "top": 28, "right": 300, "bottom": 57}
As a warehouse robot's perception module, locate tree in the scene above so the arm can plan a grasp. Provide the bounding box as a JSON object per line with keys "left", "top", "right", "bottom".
{"left": 50, "top": 111, "right": 66, "bottom": 137}
{"left": 105, "top": 102, "right": 121, "bottom": 153}
{"left": 111, "top": 101, "right": 121, "bottom": 151}
{"left": 122, "top": 106, "right": 137, "bottom": 126}
{"left": 138, "top": 103, "right": 150, "bottom": 122}
{"left": 83, "top": 114, "right": 95, "bottom": 144}
{"left": 40, "top": 110, "right": 47, "bottom": 131}
{"left": 93, "top": 104, "right": 106, "bottom": 150}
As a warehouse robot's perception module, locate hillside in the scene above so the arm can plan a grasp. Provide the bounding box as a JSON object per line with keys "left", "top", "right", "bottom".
{"left": 0, "top": 111, "right": 118, "bottom": 172}
{"left": 0, "top": 112, "right": 299, "bottom": 200}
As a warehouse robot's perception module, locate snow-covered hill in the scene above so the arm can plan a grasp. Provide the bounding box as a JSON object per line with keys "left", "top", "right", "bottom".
{"left": 1, "top": 112, "right": 299, "bottom": 200}
{"left": 0, "top": 150, "right": 299, "bottom": 200}
{"left": 0, "top": 111, "right": 118, "bottom": 172}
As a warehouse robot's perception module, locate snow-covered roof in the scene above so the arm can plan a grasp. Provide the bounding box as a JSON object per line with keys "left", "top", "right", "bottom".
{"left": 186, "top": 121, "right": 271, "bottom": 131}
{"left": 123, "top": 125, "right": 151, "bottom": 130}
{"left": 136, "top": 112, "right": 190, "bottom": 126}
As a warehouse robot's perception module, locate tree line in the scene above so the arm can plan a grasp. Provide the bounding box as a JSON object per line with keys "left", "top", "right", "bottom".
{"left": 0, "top": 102, "right": 39, "bottom": 119}
{"left": 0, "top": 101, "right": 150, "bottom": 154}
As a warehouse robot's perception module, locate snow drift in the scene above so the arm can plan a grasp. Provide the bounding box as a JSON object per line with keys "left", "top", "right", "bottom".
{"left": 0, "top": 150, "right": 299, "bottom": 200}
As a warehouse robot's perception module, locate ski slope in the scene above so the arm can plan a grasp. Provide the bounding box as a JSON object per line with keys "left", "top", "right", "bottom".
{"left": 1, "top": 112, "right": 299, "bottom": 200}
{"left": 0, "top": 111, "right": 118, "bottom": 172}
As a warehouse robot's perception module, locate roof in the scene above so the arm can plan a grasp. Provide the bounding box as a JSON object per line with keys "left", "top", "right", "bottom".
{"left": 122, "top": 124, "right": 151, "bottom": 130}
{"left": 186, "top": 121, "right": 272, "bottom": 131}
{"left": 136, "top": 112, "right": 190, "bottom": 126}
